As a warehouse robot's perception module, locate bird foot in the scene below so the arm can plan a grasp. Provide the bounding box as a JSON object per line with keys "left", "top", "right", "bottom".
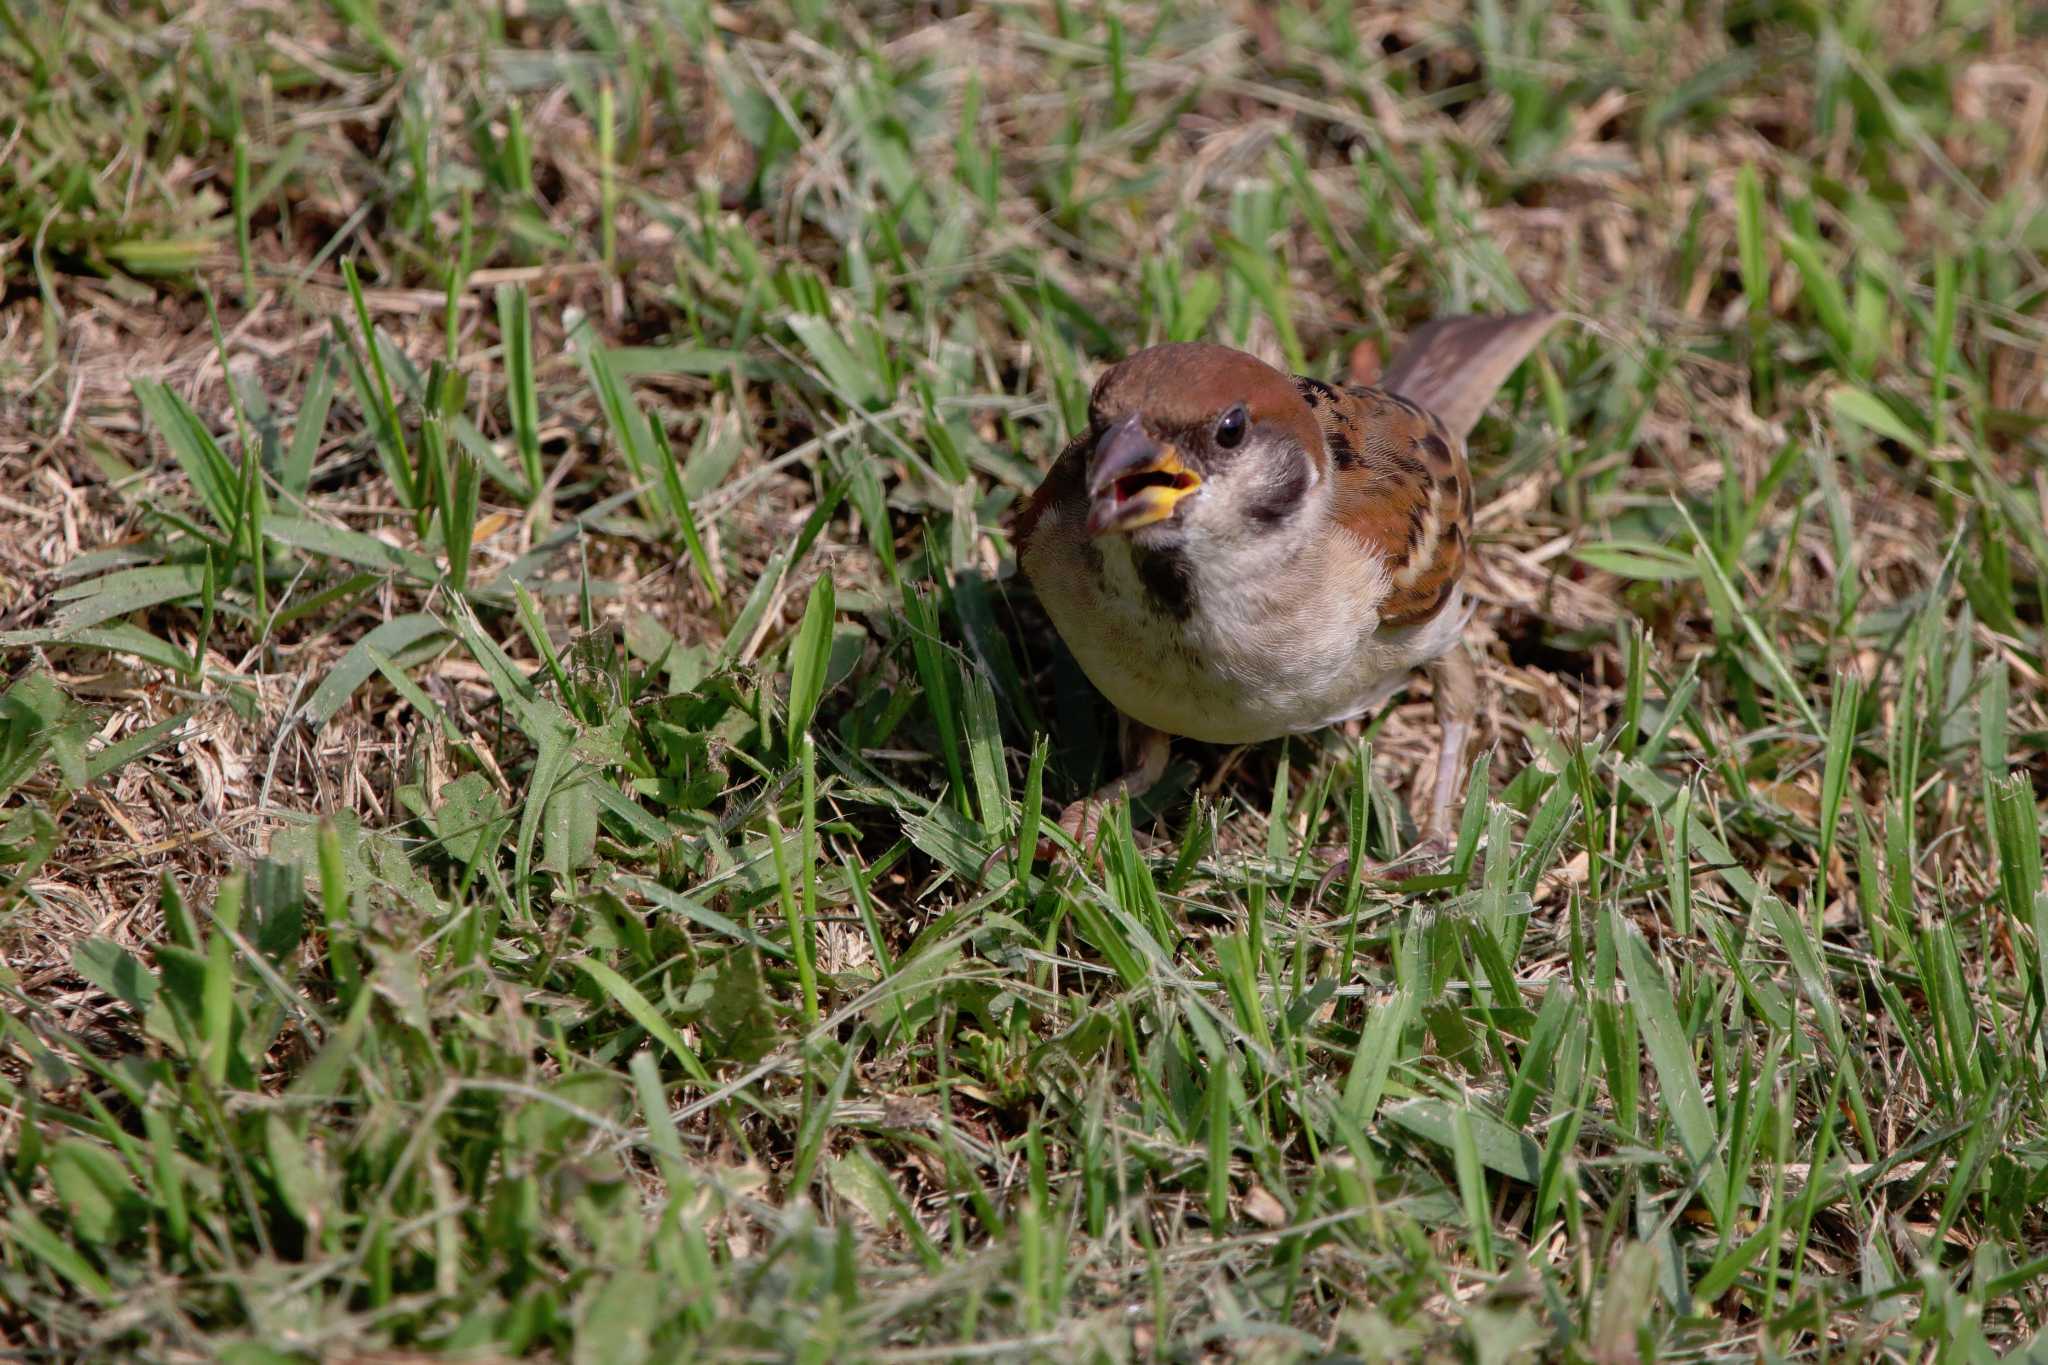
{"left": 978, "top": 724, "right": 1174, "bottom": 884}
{"left": 1045, "top": 794, "right": 1168, "bottom": 858}
{"left": 976, "top": 794, "right": 1163, "bottom": 883}
{"left": 1311, "top": 832, "right": 1454, "bottom": 902}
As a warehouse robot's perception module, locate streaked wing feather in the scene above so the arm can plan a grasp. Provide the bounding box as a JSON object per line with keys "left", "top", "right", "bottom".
{"left": 1300, "top": 382, "right": 1471, "bottom": 630}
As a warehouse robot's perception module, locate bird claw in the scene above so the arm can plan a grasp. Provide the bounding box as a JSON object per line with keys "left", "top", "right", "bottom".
{"left": 1311, "top": 832, "right": 1454, "bottom": 902}
{"left": 976, "top": 795, "right": 1162, "bottom": 883}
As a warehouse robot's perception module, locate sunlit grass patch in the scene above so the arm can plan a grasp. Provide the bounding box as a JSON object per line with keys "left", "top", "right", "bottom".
{"left": 2, "top": 0, "right": 2047, "bottom": 1359}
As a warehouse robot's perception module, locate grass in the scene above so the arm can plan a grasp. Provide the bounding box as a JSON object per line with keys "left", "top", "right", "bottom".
{"left": 3, "top": 0, "right": 2048, "bottom": 1359}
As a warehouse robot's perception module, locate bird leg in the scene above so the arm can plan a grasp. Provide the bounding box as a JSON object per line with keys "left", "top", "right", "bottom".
{"left": 977, "top": 720, "right": 1172, "bottom": 882}
{"left": 1312, "top": 647, "right": 1480, "bottom": 900}
{"left": 1047, "top": 719, "right": 1171, "bottom": 857}
{"left": 1423, "top": 645, "right": 1479, "bottom": 844}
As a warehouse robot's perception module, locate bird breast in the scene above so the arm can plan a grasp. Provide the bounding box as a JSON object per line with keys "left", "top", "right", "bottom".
{"left": 1021, "top": 507, "right": 1465, "bottom": 744}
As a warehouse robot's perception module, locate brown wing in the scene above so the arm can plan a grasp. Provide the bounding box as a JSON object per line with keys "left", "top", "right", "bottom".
{"left": 1011, "top": 428, "right": 1092, "bottom": 556}
{"left": 1295, "top": 379, "right": 1470, "bottom": 630}
{"left": 1376, "top": 311, "right": 1561, "bottom": 442}
{"left": 1296, "top": 311, "right": 1559, "bottom": 629}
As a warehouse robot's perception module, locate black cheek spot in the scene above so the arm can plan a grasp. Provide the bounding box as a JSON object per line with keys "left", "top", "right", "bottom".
{"left": 1247, "top": 455, "right": 1311, "bottom": 531}
{"left": 1134, "top": 548, "right": 1197, "bottom": 622}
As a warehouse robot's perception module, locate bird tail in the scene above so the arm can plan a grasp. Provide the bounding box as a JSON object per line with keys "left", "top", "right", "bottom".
{"left": 1377, "top": 311, "right": 1563, "bottom": 442}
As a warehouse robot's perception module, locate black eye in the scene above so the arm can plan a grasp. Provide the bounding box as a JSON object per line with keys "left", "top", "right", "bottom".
{"left": 1214, "top": 405, "right": 1248, "bottom": 449}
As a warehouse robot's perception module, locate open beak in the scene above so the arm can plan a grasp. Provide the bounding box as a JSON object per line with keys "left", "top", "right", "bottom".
{"left": 1085, "top": 414, "right": 1203, "bottom": 537}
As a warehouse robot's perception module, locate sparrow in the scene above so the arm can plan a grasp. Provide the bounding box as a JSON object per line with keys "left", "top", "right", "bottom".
{"left": 1012, "top": 311, "right": 1561, "bottom": 860}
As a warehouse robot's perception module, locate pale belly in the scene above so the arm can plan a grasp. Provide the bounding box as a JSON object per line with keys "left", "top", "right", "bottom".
{"left": 1024, "top": 529, "right": 1464, "bottom": 744}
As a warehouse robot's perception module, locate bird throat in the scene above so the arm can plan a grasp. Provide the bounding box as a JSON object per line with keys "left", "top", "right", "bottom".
{"left": 1130, "top": 545, "right": 1197, "bottom": 623}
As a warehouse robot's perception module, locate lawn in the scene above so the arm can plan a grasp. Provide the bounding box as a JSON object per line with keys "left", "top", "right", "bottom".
{"left": 3, "top": 0, "right": 2047, "bottom": 1359}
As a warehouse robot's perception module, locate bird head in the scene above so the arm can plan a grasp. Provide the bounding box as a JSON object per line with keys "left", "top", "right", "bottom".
{"left": 1080, "top": 343, "right": 1326, "bottom": 548}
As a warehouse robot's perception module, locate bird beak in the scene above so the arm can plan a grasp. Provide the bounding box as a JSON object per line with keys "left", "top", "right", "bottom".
{"left": 1085, "top": 414, "right": 1202, "bottom": 537}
